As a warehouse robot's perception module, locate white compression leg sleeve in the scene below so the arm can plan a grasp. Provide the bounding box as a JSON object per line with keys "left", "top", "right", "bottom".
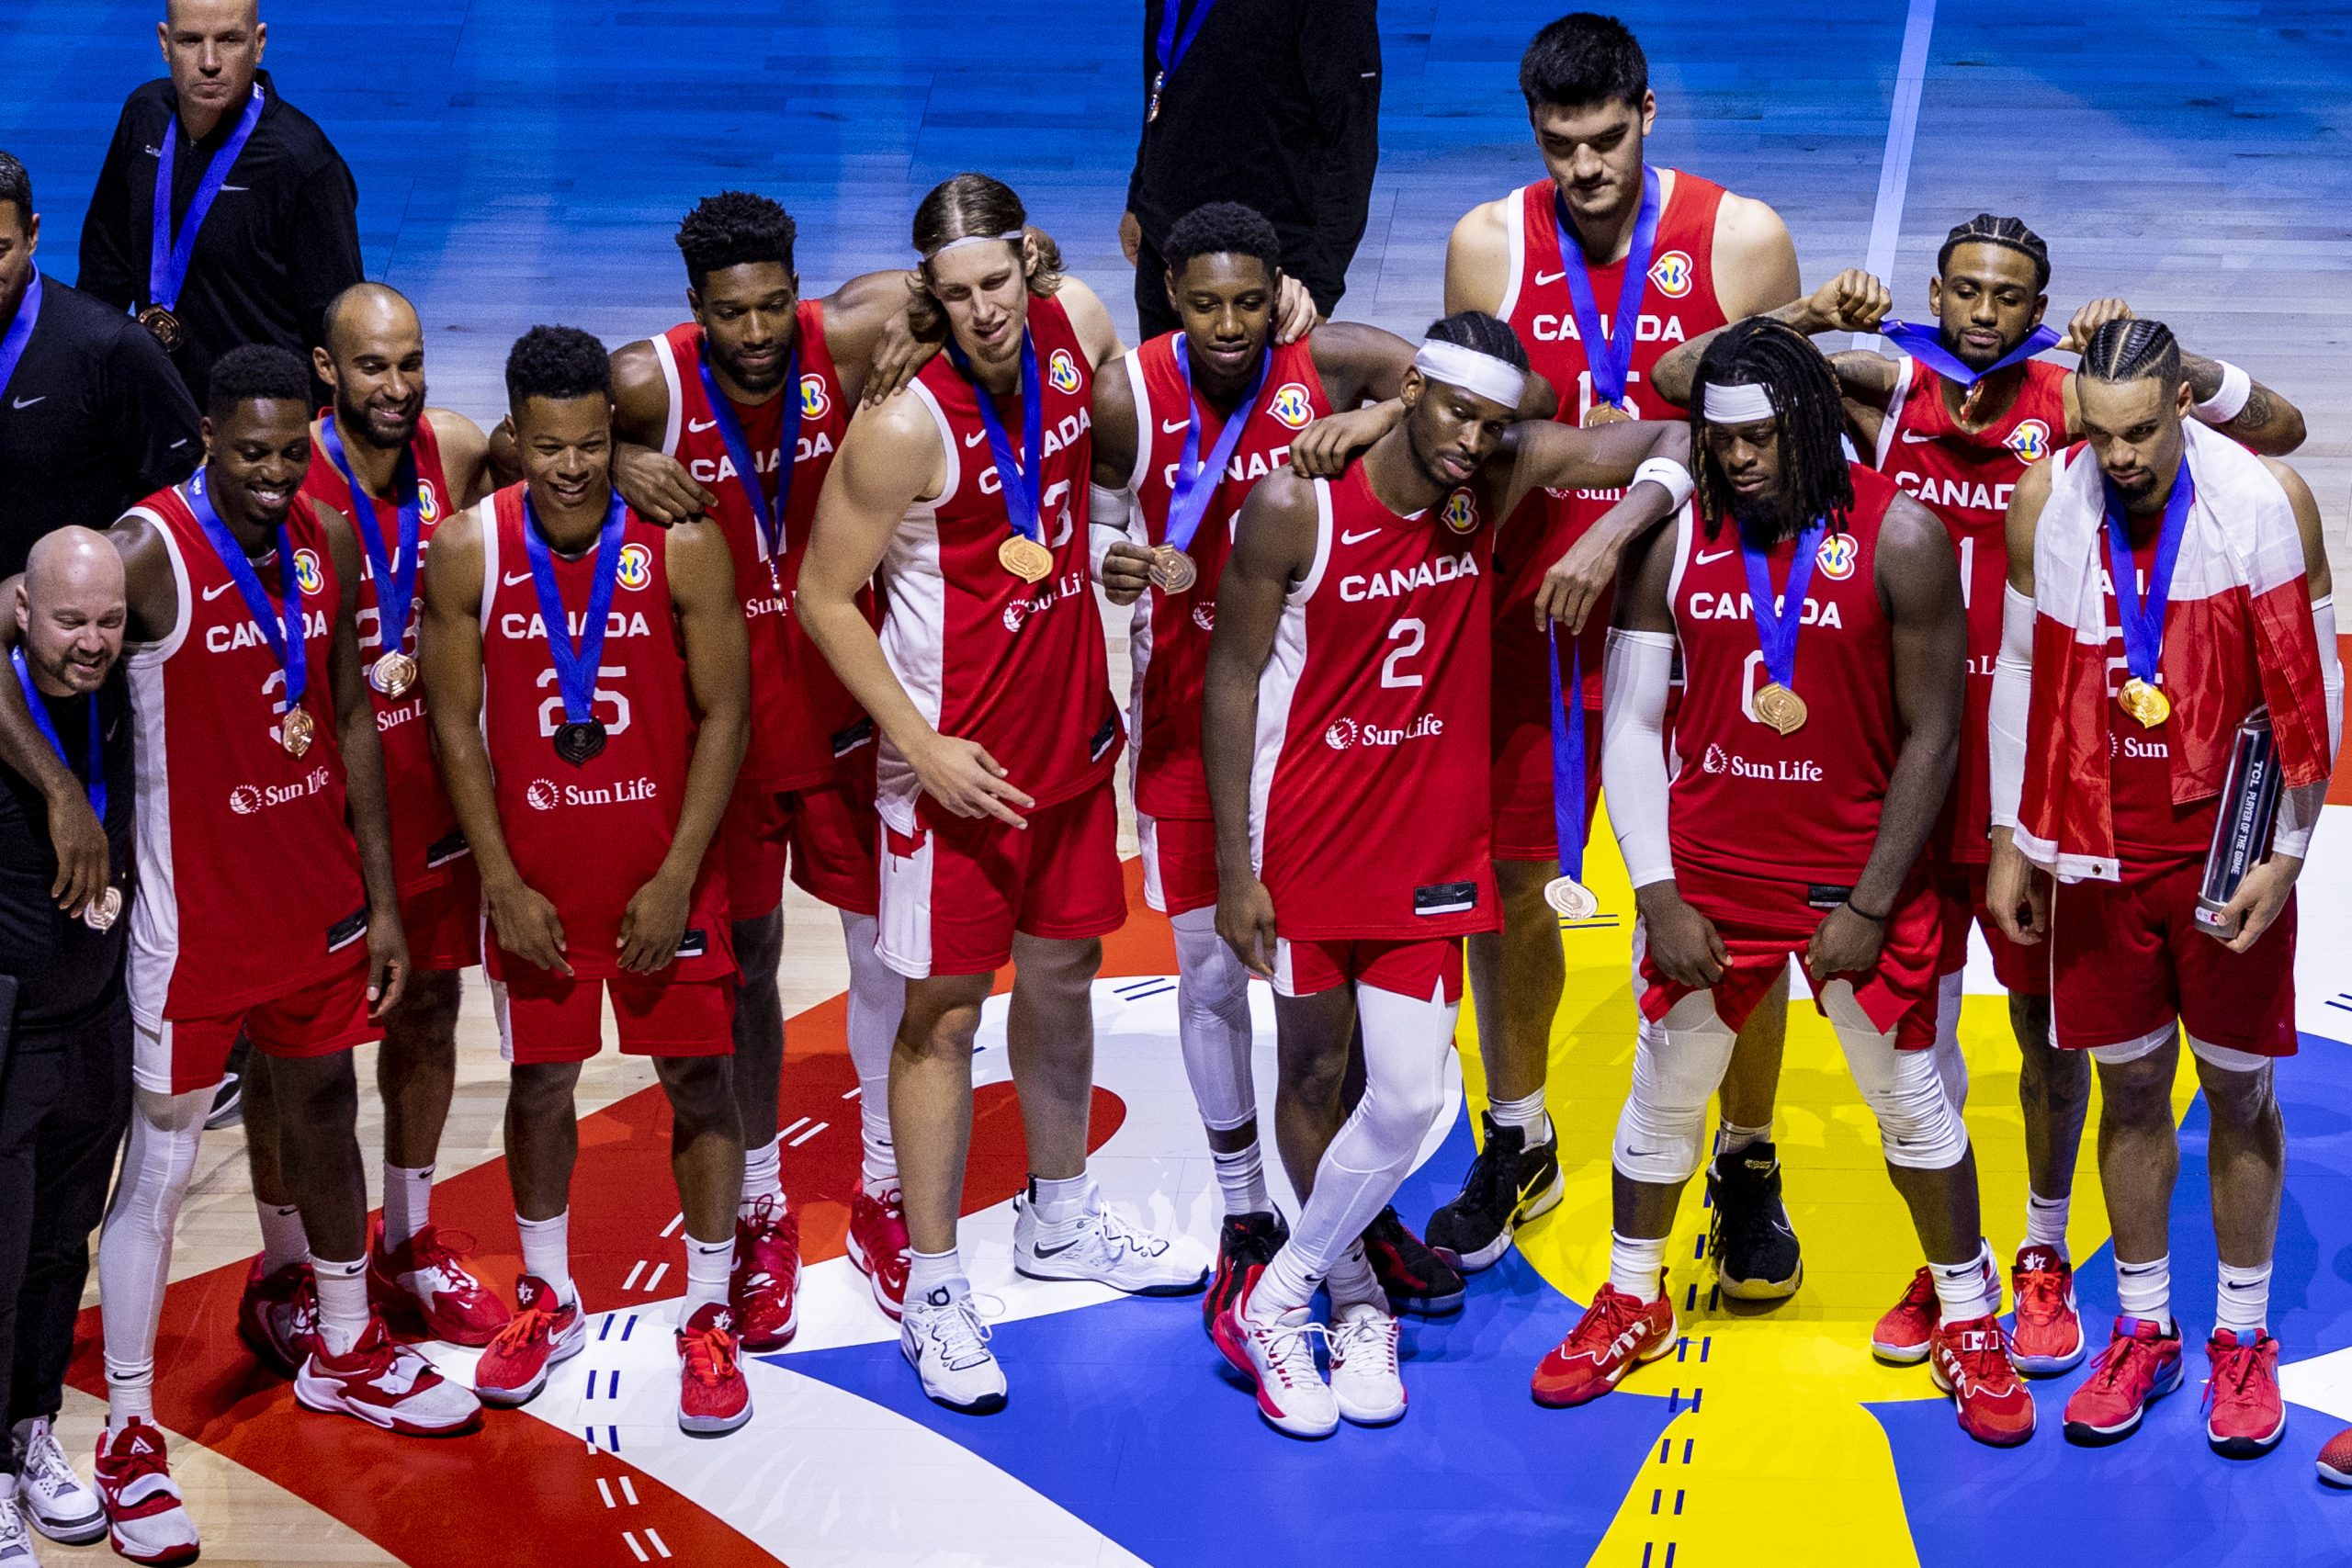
{"left": 841, "top": 909, "right": 907, "bottom": 1188}
{"left": 1612, "top": 989, "right": 1739, "bottom": 1186}
{"left": 1931, "top": 970, "right": 1970, "bottom": 1113}
{"left": 98, "top": 1086, "right": 214, "bottom": 1410}
{"left": 1170, "top": 905, "right": 1257, "bottom": 1132}
{"left": 1824, "top": 982, "right": 1970, "bottom": 1169}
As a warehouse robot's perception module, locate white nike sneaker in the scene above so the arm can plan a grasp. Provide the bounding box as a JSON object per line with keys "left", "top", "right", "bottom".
{"left": 1212, "top": 1273, "right": 1339, "bottom": 1439}
{"left": 1329, "top": 1301, "right": 1408, "bottom": 1425}
{"left": 0, "top": 1476, "right": 35, "bottom": 1568}
{"left": 900, "top": 1287, "right": 1008, "bottom": 1415}
{"left": 1012, "top": 1196, "right": 1210, "bottom": 1296}
{"left": 11, "top": 1416, "right": 107, "bottom": 1543}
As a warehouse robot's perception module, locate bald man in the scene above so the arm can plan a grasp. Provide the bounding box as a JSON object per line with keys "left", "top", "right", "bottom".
{"left": 0, "top": 528, "right": 131, "bottom": 1551}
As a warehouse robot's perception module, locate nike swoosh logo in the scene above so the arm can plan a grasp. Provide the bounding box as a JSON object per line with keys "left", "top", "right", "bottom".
{"left": 169, "top": 437, "right": 190, "bottom": 448}
{"left": 1340, "top": 528, "right": 1379, "bottom": 546}
{"left": 688, "top": 418, "right": 718, "bottom": 433}
{"left": 1534, "top": 269, "right": 1567, "bottom": 287}
{"left": 1030, "top": 1236, "right": 1085, "bottom": 1259}
{"left": 964, "top": 430, "right": 988, "bottom": 448}
{"left": 503, "top": 570, "right": 535, "bottom": 587}
{"left": 1899, "top": 430, "right": 1939, "bottom": 444}
{"left": 1694, "top": 547, "right": 1736, "bottom": 566}
{"left": 11, "top": 396, "right": 44, "bottom": 409}
{"left": 1161, "top": 418, "right": 1190, "bottom": 434}
{"left": 202, "top": 582, "right": 233, "bottom": 601}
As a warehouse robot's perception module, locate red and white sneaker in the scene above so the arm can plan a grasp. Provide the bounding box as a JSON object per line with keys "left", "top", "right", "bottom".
{"left": 472, "top": 1274, "right": 586, "bottom": 1407}
{"left": 2204, "top": 1328, "right": 2286, "bottom": 1459}
{"left": 2315, "top": 1425, "right": 2352, "bottom": 1486}
{"left": 2007, "top": 1245, "right": 2085, "bottom": 1375}
{"left": 2062, "top": 1316, "right": 2184, "bottom": 1446}
{"left": 729, "top": 1198, "right": 802, "bottom": 1351}
{"left": 847, "top": 1186, "right": 910, "bottom": 1321}
{"left": 92, "top": 1421, "right": 199, "bottom": 1567}
{"left": 676, "top": 1303, "right": 752, "bottom": 1435}
{"left": 1928, "top": 1314, "right": 2037, "bottom": 1447}
{"left": 1871, "top": 1267, "right": 1938, "bottom": 1365}
{"left": 1530, "top": 1280, "right": 1676, "bottom": 1408}
{"left": 294, "top": 1314, "right": 482, "bottom": 1436}
{"left": 235, "top": 1256, "right": 321, "bottom": 1377}
{"left": 368, "top": 1224, "right": 512, "bottom": 1348}
{"left": 1211, "top": 1268, "right": 1338, "bottom": 1439}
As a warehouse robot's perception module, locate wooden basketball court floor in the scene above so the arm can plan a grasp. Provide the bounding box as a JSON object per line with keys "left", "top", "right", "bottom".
{"left": 4, "top": 2, "right": 2351, "bottom": 1563}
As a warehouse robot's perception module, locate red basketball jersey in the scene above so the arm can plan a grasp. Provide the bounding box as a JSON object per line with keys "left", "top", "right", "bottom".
{"left": 1874, "top": 356, "right": 2068, "bottom": 865}
{"left": 1667, "top": 465, "right": 1905, "bottom": 886}
{"left": 299, "top": 414, "right": 465, "bottom": 895}
{"left": 885, "top": 295, "right": 1120, "bottom": 831}
{"left": 1250, "top": 464, "right": 1498, "bottom": 941}
{"left": 1120, "top": 331, "right": 1331, "bottom": 820}
{"left": 2103, "top": 523, "right": 2221, "bottom": 866}
{"left": 652, "top": 305, "right": 863, "bottom": 791}
{"left": 125, "top": 479, "right": 368, "bottom": 1023}
{"left": 474, "top": 485, "right": 731, "bottom": 984}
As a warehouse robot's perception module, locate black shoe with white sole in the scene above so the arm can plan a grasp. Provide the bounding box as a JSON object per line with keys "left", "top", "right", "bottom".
{"left": 1424, "top": 1113, "right": 1565, "bottom": 1273}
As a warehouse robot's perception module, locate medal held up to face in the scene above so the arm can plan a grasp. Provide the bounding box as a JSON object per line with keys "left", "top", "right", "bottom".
{"left": 1740, "top": 517, "right": 1826, "bottom": 738}
{"left": 1156, "top": 336, "right": 1269, "bottom": 600}
{"left": 2101, "top": 464, "right": 2195, "bottom": 734}
{"left": 187, "top": 470, "right": 317, "bottom": 761}
{"left": 322, "top": 415, "right": 428, "bottom": 703}
{"left": 145, "top": 84, "right": 266, "bottom": 355}
{"left": 1544, "top": 622, "right": 1598, "bottom": 922}
{"left": 524, "top": 489, "right": 629, "bottom": 769}
{"left": 945, "top": 328, "right": 1064, "bottom": 590}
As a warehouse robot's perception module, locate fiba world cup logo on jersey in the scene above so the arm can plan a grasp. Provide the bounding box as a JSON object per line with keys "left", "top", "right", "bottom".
{"left": 1648, "top": 250, "right": 1694, "bottom": 298}
{"left": 416, "top": 479, "right": 444, "bottom": 525}
{"left": 293, "top": 549, "right": 326, "bottom": 595}
{"left": 616, "top": 542, "right": 653, "bottom": 591}
{"left": 1046, "top": 348, "right": 1082, "bottom": 395}
{"left": 800, "top": 374, "right": 831, "bottom": 422}
{"left": 1814, "top": 532, "right": 1858, "bottom": 581}
{"left": 1442, "top": 491, "right": 1479, "bottom": 535}
{"left": 2006, "top": 419, "right": 2052, "bottom": 463}
{"left": 1268, "top": 383, "right": 1315, "bottom": 429}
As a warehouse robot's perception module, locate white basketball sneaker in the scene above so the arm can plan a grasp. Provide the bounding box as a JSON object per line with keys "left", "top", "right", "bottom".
{"left": 1212, "top": 1271, "right": 1339, "bottom": 1439}
{"left": 1329, "top": 1301, "right": 1408, "bottom": 1425}
{"left": 1012, "top": 1195, "right": 1209, "bottom": 1296}
{"left": 0, "top": 1476, "right": 34, "bottom": 1568}
{"left": 900, "top": 1285, "right": 1008, "bottom": 1415}
{"left": 11, "top": 1416, "right": 106, "bottom": 1543}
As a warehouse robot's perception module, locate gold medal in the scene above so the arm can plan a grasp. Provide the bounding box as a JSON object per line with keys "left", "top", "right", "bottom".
{"left": 137, "top": 304, "right": 184, "bottom": 353}
{"left": 1581, "top": 401, "right": 1631, "bottom": 428}
{"left": 2119, "top": 676, "right": 2170, "bottom": 728}
{"left": 369, "top": 650, "right": 418, "bottom": 698}
{"left": 1544, "top": 876, "right": 1599, "bottom": 920}
{"left": 1148, "top": 545, "right": 1198, "bottom": 594}
{"left": 83, "top": 886, "right": 123, "bottom": 932}
{"left": 1753, "top": 682, "right": 1808, "bottom": 736}
{"left": 998, "top": 535, "right": 1053, "bottom": 584}
{"left": 280, "top": 705, "right": 315, "bottom": 757}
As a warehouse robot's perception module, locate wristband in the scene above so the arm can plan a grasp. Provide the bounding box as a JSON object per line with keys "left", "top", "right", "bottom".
{"left": 1631, "top": 457, "right": 1695, "bottom": 512}
{"left": 1843, "top": 898, "right": 1889, "bottom": 923}
{"left": 2193, "top": 360, "right": 2252, "bottom": 424}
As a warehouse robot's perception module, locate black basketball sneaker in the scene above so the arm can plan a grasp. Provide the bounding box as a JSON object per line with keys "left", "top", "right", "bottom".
{"left": 1706, "top": 1140, "right": 1804, "bottom": 1300}
{"left": 1202, "top": 1210, "right": 1289, "bottom": 1337}
{"left": 1424, "top": 1112, "right": 1566, "bottom": 1272}
{"left": 1363, "top": 1206, "right": 1465, "bottom": 1316}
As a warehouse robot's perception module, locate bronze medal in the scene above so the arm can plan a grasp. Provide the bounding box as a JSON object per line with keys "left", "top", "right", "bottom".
{"left": 1753, "top": 681, "right": 1808, "bottom": 737}
{"left": 2119, "top": 676, "right": 2170, "bottom": 728}
{"left": 553, "top": 719, "right": 607, "bottom": 767}
{"left": 369, "top": 649, "right": 418, "bottom": 699}
{"left": 1148, "top": 545, "right": 1198, "bottom": 594}
{"left": 1582, "top": 401, "right": 1631, "bottom": 428}
{"left": 998, "top": 535, "right": 1054, "bottom": 584}
{"left": 280, "top": 705, "right": 315, "bottom": 757}
{"left": 83, "top": 886, "right": 123, "bottom": 933}
{"left": 137, "top": 305, "right": 184, "bottom": 353}
{"left": 1543, "top": 877, "right": 1599, "bottom": 921}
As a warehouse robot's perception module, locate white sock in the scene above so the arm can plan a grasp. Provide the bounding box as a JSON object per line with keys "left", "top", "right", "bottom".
{"left": 1608, "top": 1231, "right": 1669, "bottom": 1301}
{"left": 1325, "top": 1242, "right": 1383, "bottom": 1313}
{"left": 2217, "top": 1260, "right": 2273, "bottom": 1337}
{"left": 106, "top": 1373, "right": 154, "bottom": 1437}
{"left": 99, "top": 1085, "right": 210, "bottom": 1437}
{"left": 1713, "top": 1119, "right": 1770, "bottom": 1157}
{"left": 380, "top": 1163, "right": 434, "bottom": 1253}
{"left": 683, "top": 1234, "right": 732, "bottom": 1321}
{"left": 517, "top": 1211, "right": 576, "bottom": 1305}
{"left": 906, "top": 1247, "right": 966, "bottom": 1310}
{"left": 256, "top": 1200, "right": 309, "bottom": 1273}
{"left": 1170, "top": 905, "right": 1258, "bottom": 1134}
{"left": 741, "top": 1135, "right": 784, "bottom": 1214}
{"left": 1250, "top": 1241, "right": 1319, "bottom": 1319}
{"left": 2115, "top": 1254, "right": 2171, "bottom": 1327}
{"left": 1931, "top": 970, "right": 1969, "bottom": 1113}
{"left": 841, "top": 910, "right": 904, "bottom": 1190}
{"left": 1027, "top": 1172, "right": 1096, "bottom": 1227}
{"left": 2024, "top": 1192, "right": 2071, "bottom": 1258}
{"left": 311, "top": 1255, "right": 369, "bottom": 1357}
{"left": 1930, "top": 1241, "right": 1998, "bottom": 1325}
{"left": 1211, "top": 1143, "right": 1273, "bottom": 1216}
{"left": 1487, "top": 1087, "right": 1552, "bottom": 1146}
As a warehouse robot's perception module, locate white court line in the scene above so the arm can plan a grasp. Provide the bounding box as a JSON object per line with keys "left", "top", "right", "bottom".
{"left": 1857, "top": 0, "right": 1938, "bottom": 350}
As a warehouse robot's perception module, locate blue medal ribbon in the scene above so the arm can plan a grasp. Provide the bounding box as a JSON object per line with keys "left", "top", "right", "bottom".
{"left": 149, "top": 85, "right": 266, "bottom": 315}
{"left": 319, "top": 414, "right": 421, "bottom": 665}
{"left": 2101, "top": 464, "right": 2197, "bottom": 690}
{"left": 187, "top": 468, "right": 306, "bottom": 717}
{"left": 944, "top": 329, "right": 1045, "bottom": 543}
{"left": 1163, "top": 339, "right": 1269, "bottom": 556}
{"left": 0, "top": 267, "right": 40, "bottom": 400}
{"left": 523, "top": 489, "right": 628, "bottom": 727}
{"left": 1740, "top": 518, "right": 1827, "bottom": 694}
{"left": 1553, "top": 165, "right": 1661, "bottom": 412}
{"left": 11, "top": 646, "right": 102, "bottom": 821}
{"left": 1150, "top": 1, "right": 1219, "bottom": 104}
{"left": 696, "top": 348, "right": 799, "bottom": 592}
{"left": 1545, "top": 625, "right": 1587, "bottom": 886}
{"left": 1879, "top": 319, "right": 2061, "bottom": 390}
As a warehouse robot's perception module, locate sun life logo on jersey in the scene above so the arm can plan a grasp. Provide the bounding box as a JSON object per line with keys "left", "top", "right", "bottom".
{"left": 2006, "top": 419, "right": 2052, "bottom": 463}
{"left": 1268, "top": 383, "right": 1315, "bottom": 430}
{"left": 1648, "top": 250, "right": 1694, "bottom": 299}
{"left": 800, "top": 374, "right": 831, "bottom": 422}
{"left": 1047, "top": 348, "right": 1082, "bottom": 396}
{"left": 1192, "top": 603, "right": 1215, "bottom": 632}
{"left": 292, "top": 549, "right": 325, "bottom": 596}
{"left": 1325, "top": 717, "right": 1359, "bottom": 750}
{"left": 615, "top": 543, "right": 653, "bottom": 591}
{"left": 1814, "top": 532, "right": 1858, "bottom": 581}
{"left": 526, "top": 779, "right": 560, "bottom": 811}
{"left": 228, "top": 784, "right": 265, "bottom": 815}
{"left": 1702, "top": 742, "right": 1729, "bottom": 775}
{"left": 1442, "top": 491, "right": 1478, "bottom": 535}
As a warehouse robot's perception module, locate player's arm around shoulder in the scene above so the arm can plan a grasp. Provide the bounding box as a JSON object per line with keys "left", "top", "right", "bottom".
{"left": 602, "top": 337, "right": 713, "bottom": 525}
{"left": 1308, "top": 321, "right": 1418, "bottom": 407}
{"left": 1088, "top": 354, "right": 1153, "bottom": 606}
{"left": 1057, "top": 275, "right": 1127, "bottom": 370}
{"left": 1507, "top": 416, "right": 1693, "bottom": 633}
{"left": 108, "top": 511, "right": 179, "bottom": 647}
{"left": 1443, "top": 198, "right": 1513, "bottom": 316}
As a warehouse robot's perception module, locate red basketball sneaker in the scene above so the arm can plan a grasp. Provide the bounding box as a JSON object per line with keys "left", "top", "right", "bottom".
{"left": 473, "top": 1274, "right": 586, "bottom": 1407}
{"left": 368, "top": 1224, "right": 511, "bottom": 1348}
{"left": 1531, "top": 1280, "right": 1675, "bottom": 1408}
{"left": 2203, "top": 1328, "right": 2286, "bottom": 1459}
{"left": 730, "top": 1198, "right": 802, "bottom": 1351}
{"left": 1928, "top": 1315, "right": 2036, "bottom": 1447}
{"left": 235, "top": 1256, "right": 320, "bottom": 1377}
{"left": 676, "top": 1302, "right": 752, "bottom": 1435}
{"left": 2315, "top": 1425, "right": 2352, "bottom": 1486}
{"left": 848, "top": 1185, "right": 911, "bottom": 1321}
{"left": 2062, "top": 1316, "right": 2183, "bottom": 1446}
{"left": 2007, "top": 1245, "right": 2085, "bottom": 1375}
{"left": 293, "top": 1314, "right": 482, "bottom": 1435}
{"left": 92, "top": 1420, "right": 199, "bottom": 1567}
{"left": 1871, "top": 1267, "right": 1937, "bottom": 1366}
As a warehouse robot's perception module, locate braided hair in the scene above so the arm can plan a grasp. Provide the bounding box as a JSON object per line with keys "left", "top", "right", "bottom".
{"left": 2079, "top": 317, "right": 2181, "bottom": 389}
{"left": 1936, "top": 213, "right": 2050, "bottom": 292}
{"left": 1690, "top": 317, "right": 1852, "bottom": 537}
{"left": 1423, "top": 309, "right": 1531, "bottom": 371}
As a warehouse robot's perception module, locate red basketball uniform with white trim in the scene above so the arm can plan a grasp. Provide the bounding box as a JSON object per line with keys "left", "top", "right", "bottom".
{"left": 1250, "top": 465, "right": 1498, "bottom": 1001}
{"left": 1122, "top": 331, "right": 1330, "bottom": 916}
{"left": 651, "top": 310, "right": 879, "bottom": 920}
{"left": 876, "top": 297, "right": 1126, "bottom": 978}
{"left": 1641, "top": 464, "right": 1939, "bottom": 1044}
{"left": 1491, "top": 168, "right": 1731, "bottom": 858}
{"left": 2048, "top": 508, "right": 2297, "bottom": 1057}
{"left": 125, "top": 479, "right": 378, "bottom": 1093}
{"left": 299, "top": 415, "right": 480, "bottom": 970}
{"left": 474, "top": 486, "right": 735, "bottom": 1061}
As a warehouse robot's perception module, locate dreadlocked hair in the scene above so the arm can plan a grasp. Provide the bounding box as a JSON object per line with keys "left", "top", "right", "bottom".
{"left": 1690, "top": 317, "right": 1852, "bottom": 537}
{"left": 905, "top": 173, "right": 1064, "bottom": 339}
{"left": 1937, "top": 213, "right": 2050, "bottom": 293}
{"left": 2079, "top": 317, "right": 2181, "bottom": 389}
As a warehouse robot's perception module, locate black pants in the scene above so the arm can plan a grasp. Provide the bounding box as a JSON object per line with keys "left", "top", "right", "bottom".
{"left": 1133, "top": 233, "right": 1181, "bottom": 344}
{"left": 0, "top": 995, "right": 131, "bottom": 1430}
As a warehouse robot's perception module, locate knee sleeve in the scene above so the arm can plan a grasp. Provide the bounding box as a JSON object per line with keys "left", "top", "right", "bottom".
{"left": 98, "top": 1087, "right": 212, "bottom": 1382}
{"left": 1932, "top": 970, "right": 1969, "bottom": 1114}
{"left": 1826, "top": 984, "right": 1970, "bottom": 1170}
{"left": 841, "top": 910, "right": 905, "bottom": 1089}
{"left": 1612, "top": 992, "right": 1736, "bottom": 1185}
{"left": 1171, "top": 906, "right": 1257, "bottom": 1133}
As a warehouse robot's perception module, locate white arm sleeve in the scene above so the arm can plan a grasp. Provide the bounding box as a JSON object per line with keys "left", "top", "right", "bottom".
{"left": 2272, "top": 596, "right": 2340, "bottom": 858}
{"left": 1988, "top": 583, "right": 2035, "bottom": 829}
{"left": 1601, "top": 627, "right": 1678, "bottom": 889}
{"left": 1090, "top": 484, "right": 1135, "bottom": 581}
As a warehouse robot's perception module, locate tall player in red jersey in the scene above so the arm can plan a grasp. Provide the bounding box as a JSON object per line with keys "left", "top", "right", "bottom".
{"left": 1989, "top": 320, "right": 2335, "bottom": 1462}
{"left": 421, "top": 326, "right": 753, "bottom": 1436}
{"left": 1654, "top": 220, "right": 2308, "bottom": 1365}
{"left": 1432, "top": 13, "right": 1805, "bottom": 1280}
{"left": 803, "top": 175, "right": 1205, "bottom": 1416}
{"left": 1204, "top": 312, "right": 1691, "bottom": 1437}
{"left": 1532, "top": 320, "right": 2036, "bottom": 1449}
{"left": 1088, "top": 199, "right": 1420, "bottom": 1325}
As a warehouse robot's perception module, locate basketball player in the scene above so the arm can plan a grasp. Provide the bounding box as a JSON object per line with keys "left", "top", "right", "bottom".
{"left": 1988, "top": 319, "right": 2335, "bottom": 1460}
{"left": 1431, "top": 11, "right": 1805, "bottom": 1282}
{"left": 801, "top": 174, "right": 1206, "bottom": 1416}
{"left": 1089, "top": 198, "right": 1429, "bottom": 1327}
{"left": 420, "top": 326, "right": 753, "bottom": 1436}
{"left": 230, "top": 283, "right": 509, "bottom": 1371}
{"left": 1532, "top": 320, "right": 2034, "bottom": 1448}
{"left": 1653, "top": 220, "right": 2310, "bottom": 1371}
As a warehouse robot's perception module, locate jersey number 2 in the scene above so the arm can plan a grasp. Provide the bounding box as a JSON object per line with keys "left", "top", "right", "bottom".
{"left": 1380, "top": 618, "right": 1426, "bottom": 689}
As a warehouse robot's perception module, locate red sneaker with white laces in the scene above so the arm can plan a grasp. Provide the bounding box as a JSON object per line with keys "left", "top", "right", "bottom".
{"left": 2204, "top": 1328, "right": 2286, "bottom": 1459}
{"left": 1531, "top": 1280, "right": 1676, "bottom": 1408}
{"left": 235, "top": 1255, "right": 321, "bottom": 1377}
{"left": 92, "top": 1421, "right": 199, "bottom": 1567}
{"left": 293, "top": 1314, "right": 482, "bottom": 1435}
{"left": 2062, "top": 1315, "right": 2183, "bottom": 1446}
{"left": 473, "top": 1274, "right": 586, "bottom": 1407}
{"left": 368, "top": 1224, "right": 512, "bottom": 1347}
{"left": 729, "top": 1198, "right": 802, "bottom": 1351}
{"left": 848, "top": 1186, "right": 911, "bottom": 1321}
{"left": 676, "top": 1302, "right": 752, "bottom": 1435}
{"left": 1928, "top": 1314, "right": 2036, "bottom": 1447}
{"left": 2315, "top": 1424, "right": 2352, "bottom": 1485}
{"left": 2007, "top": 1245, "right": 2085, "bottom": 1375}
{"left": 1871, "top": 1267, "right": 1938, "bottom": 1366}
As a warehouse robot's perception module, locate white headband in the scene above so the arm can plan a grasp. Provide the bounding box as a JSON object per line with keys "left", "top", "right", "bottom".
{"left": 1702, "top": 381, "right": 1777, "bottom": 423}
{"left": 922, "top": 230, "right": 1025, "bottom": 263}
{"left": 1412, "top": 340, "right": 1527, "bottom": 410}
